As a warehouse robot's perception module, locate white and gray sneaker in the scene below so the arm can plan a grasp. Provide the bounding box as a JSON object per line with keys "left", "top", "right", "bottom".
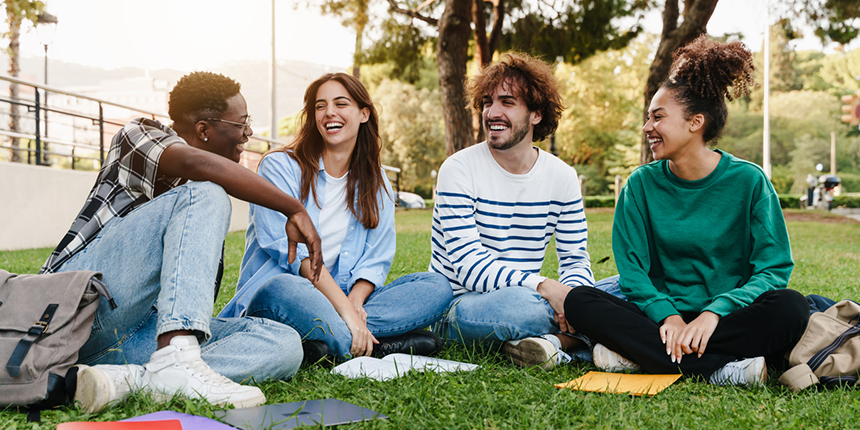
{"left": 592, "top": 343, "right": 642, "bottom": 372}
{"left": 75, "top": 364, "right": 145, "bottom": 414}
{"left": 143, "top": 335, "right": 266, "bottom": 408}
{"left": 709, "top": 356, "right": 766, "bottom": 387}
{"left": 503, "top": 335, "right": 571, "bottom": 371}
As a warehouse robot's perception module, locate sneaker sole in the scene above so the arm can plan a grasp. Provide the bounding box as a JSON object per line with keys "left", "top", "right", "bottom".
{"left": 75, "top": 366, "right": 116, "bottom": 414}
{"left": 503, "top": 339, "right": 556, "bottom": 371}
{"left": 146, "top": 386, "right": 267, "bottom": 409}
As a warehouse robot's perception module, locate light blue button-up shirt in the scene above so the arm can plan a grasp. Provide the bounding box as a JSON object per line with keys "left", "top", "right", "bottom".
{"left": 219, "top": 151, "right": 396, "bottom": 317}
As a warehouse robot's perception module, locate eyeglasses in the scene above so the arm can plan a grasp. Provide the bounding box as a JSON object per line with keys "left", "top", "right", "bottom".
{"left": 198, "top": 116, "right": 252, "bottom": 130}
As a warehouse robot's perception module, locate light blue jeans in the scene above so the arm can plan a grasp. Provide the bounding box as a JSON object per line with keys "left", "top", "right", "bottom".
{"left": 59, "top": 181, "right": 302, "bottom": 382}
{"left": 244, "top": 272, "right": 453, "bottom": 359}
{"left": 434, "top": 276, "right": 623, "bottom": 348}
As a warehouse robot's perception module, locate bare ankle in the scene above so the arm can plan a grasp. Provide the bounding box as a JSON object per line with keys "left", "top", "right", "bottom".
{"left": 554, "top": 333, "right": 584, "bottom": 352}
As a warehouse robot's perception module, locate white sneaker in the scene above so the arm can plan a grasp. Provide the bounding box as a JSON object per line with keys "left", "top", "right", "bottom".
{"left": 142, "top": 335, "right": 266, "bottom": 408}
{"left": 75, "top": 364, "right": 145, "bottom": 413}
{"left": 592, "top": 343, "right": 642, "bottom": 372}
{"left": 502, "top": 335, "right": 570, "bottom": 371}
{"left": 709, "top": 357, "right": 767, "bottom": 387}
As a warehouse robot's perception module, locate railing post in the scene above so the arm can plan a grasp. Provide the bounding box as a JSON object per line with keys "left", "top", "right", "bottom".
{"left": 71, "top": 146, "right": 76, "bottom": 170}
{"left": 99, "top": 103, "right": 105, "bottom": 167}
{"left": 578, "top": 174, "right": 586, "bottom": 198}
{"left": 614, "top": 175, "right": 622, "bottom": 207}
{"left": 34, "top": 90, "right": 42, "bottom": 166}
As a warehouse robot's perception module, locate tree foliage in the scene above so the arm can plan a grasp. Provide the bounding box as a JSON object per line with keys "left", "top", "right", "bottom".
{"left": 373, "top": 79, "right": 446, "bottom": 192}
{"left": 791, "top": 0, "right": 860, "bottom": 45}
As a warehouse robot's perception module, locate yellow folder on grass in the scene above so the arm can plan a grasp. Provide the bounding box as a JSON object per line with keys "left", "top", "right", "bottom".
{"left": 556, "top": 371, "right": 682, "bottom": 396}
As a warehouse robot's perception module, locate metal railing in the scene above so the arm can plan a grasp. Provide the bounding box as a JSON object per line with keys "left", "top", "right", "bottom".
{"left": 0, "top": 74, "right": 400, "bottom": 192}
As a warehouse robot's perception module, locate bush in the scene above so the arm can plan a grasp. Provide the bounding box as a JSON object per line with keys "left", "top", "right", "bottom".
{"left": 412, "top": 184, "right": 433, "bottom": 199}
{"left": 770, "top": 165, "right": 793, "bottom": 194}
{"left": 778, "top": 194, "right": 802, "bottom": 209}
{"left": 834, "top": 194, "right": 860, "bottom": 208}
{"left": 584, "top": 195, "right": 616, "bottom": 208}
{"left": 778, "top": 193, "right": 860, "bottom": 209}
{"left": 837, "top": 172, "right": 860, "bottom": 193}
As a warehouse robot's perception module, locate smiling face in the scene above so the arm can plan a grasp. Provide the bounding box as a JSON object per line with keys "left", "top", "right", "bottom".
{"left": 481, "top": 81, "right": 541, "bottom": 152}
{"left": 199, "top": 93, "right": 252, "bottom": 163}
{"left": 314, "top": 80, "right": 369, "bottom": 153}
{"left": 643, "top": 87, "right": 699, "bottom": 162}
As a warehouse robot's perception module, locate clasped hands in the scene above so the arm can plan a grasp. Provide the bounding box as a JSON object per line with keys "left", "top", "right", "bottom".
{"left": 660, "top": 311, "right": 719, "bottom": 364}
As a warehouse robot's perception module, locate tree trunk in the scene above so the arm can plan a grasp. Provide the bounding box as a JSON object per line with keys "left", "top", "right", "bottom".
{"left": 639, "top": 0, "right": 719, "bottom": 165}
{"left": 438, "top": 0, "right": 474, "bottom": 155}
{"left": 471, "top": 0, "right": 505, "bottom": 144}
{"left": 352, "top": 1, "right": 369, "bottom": 79}
{"left": 7, "top": 9, "right": 22, "bottom": 163}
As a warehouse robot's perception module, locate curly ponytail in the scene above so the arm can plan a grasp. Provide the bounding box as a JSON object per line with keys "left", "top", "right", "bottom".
{"left": 662, "top": 35, "right": 755, "bottom": 143}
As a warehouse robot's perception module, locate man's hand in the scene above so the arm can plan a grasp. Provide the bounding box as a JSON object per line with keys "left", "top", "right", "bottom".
{"left": 286, "top": 211, "right": 322, "bottom": 283}
{"left": 676, "top": 311, "right": 719, "bottom": 358}
{"left": 660, "top": 314, "right": 687, "bottom": 363}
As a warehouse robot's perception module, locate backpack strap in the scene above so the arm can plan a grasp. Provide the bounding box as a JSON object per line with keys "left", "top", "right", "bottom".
{"left": 807, "top": 315, "right": 860, "bottom": 372}
{"left": 5, "top": 304, "right": 59, "bottom": 377}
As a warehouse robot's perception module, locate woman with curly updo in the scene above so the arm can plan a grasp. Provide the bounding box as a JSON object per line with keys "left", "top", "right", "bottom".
{"left": 553, "top": 36, "right": 810, "bottom": 386}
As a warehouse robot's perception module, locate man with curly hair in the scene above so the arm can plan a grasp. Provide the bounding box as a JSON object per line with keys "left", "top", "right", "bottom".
{"left": 42, "top": 72, "right": 323, "bottom": 412}
{"left": 430, "top": 53, "right": 612, "bottom": 370}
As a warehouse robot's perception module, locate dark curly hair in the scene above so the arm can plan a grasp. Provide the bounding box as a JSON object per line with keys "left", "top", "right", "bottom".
{"left": 168, "top": 71, "right": 241, "bottom": 132}
{"left": 467, "top": 52, "right": 564, "bottom": 142}
{"left": 662, "top": 35, "right": 755, "bottom": 143}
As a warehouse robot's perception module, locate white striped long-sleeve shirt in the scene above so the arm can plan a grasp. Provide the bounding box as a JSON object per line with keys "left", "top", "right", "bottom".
{"left": 430, "top": 143, "right": 594, "bottom": 296}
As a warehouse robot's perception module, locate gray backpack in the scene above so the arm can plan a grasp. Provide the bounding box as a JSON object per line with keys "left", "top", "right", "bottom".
{"left": 0, "top": 269, "right": 115, "bottom": 422}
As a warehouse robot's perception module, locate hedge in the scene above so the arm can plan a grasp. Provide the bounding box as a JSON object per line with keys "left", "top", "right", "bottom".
{"left": 586, "top": 195, "right": 860, "bottom": 210}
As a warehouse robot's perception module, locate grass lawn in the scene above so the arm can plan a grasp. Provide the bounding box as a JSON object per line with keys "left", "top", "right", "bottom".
{"left": 2, "top": 208, "right": 860, "bottom": 429}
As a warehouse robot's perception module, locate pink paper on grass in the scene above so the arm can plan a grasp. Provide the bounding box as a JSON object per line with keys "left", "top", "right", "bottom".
{"left": 556, "top": 371, "right": 682, "bottom": 396}
{"left": 56, "top": 420, "right": 182, "bottom": 430}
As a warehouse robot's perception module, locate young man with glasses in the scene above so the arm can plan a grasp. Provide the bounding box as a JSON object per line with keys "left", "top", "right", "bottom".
{"left": 42, "top": 71, "right": 323, "bottom": 413}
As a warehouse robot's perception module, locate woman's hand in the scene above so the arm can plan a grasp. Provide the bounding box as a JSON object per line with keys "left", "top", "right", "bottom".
{"left": 342, "top": 314, "right": 378, "bottom": 357}
{"left": 660, "top": 315, "right": 687, "bottom": 363}
{"left": 676, "top": 311, "right": 720, "bottom": 358}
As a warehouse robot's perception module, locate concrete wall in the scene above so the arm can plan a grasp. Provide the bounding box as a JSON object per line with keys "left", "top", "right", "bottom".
{"left": 0, "top": 162, "right": 249, "bottom": 251}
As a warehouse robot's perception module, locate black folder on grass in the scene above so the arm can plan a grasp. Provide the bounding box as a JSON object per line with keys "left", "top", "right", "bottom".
{"left": 216, "top": 398, "right": 387, "bottom": 429}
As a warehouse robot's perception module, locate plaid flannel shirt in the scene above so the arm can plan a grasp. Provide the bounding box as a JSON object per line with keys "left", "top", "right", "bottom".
{"left": 41, "top": 118, "right": 186, "bottom": 274}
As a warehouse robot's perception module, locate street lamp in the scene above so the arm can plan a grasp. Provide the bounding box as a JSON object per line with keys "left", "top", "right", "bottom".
{"left": 36, "top": 11, "right": 58, "bottom": 165}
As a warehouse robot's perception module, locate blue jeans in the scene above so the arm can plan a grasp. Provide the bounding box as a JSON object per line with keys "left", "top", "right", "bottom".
{"left": 59, "top": 181, "right": 302, "bottom": 382}
{"left": 434, "top": 275, "right": 623, "bottom": 347}
{"left": 244, "top": 272, "right": 453, "bottom": 359}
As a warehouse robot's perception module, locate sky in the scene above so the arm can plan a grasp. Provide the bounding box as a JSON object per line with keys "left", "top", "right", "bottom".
{"left": 7, "top": 0, "right": 855, "bottom": 73}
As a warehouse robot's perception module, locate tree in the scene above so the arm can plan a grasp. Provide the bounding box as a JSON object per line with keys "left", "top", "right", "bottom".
{"left": 374, "top": 79, "right": 446, "bottom": 191}
{"left": 383, "top": 0, "right": 650, "bottom": 155}
{"left": 792, "top": 0, "right": 860, "bottom": 45}
{"left": 638, "top": 0, "right": 719, "bottom": 165}
{"left": 3, "top": 0, "right": 45, "bottom": 163}
{"left": 314, "top": 0, "right": 370, "bottom": 78}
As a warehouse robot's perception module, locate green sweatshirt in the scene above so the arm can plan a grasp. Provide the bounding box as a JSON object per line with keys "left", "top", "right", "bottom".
{"left": 612, "top": 150, "right": 794, "bottom": 324}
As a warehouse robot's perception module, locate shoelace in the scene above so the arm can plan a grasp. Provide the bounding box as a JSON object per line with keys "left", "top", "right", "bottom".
{"left": 184, "top": 358, "right": 234, "bottom": 385}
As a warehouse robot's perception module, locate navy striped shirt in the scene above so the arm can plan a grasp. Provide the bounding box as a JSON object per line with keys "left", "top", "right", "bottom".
{"left": 430, "top": 143, "right": 594, "bottom": 296}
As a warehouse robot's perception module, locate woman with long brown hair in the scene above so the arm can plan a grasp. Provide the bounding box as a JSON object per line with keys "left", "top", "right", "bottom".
{"left": 220, "top": 73, "right": 452, "bottom": 361}
{"left": 548, "top": 36, "right": 809, "bottom": 386}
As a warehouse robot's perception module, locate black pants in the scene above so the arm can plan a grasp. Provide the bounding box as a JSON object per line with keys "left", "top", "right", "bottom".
{"left": 565, "top": 287, "right": 809, "bottom": 377}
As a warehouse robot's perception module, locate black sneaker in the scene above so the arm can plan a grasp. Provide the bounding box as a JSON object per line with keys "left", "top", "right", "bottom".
{"left": 372, "top": 329, "right": 442, "bottom": 358}
{"left": 302, "top": 340, "right": 334, "bottom": 367}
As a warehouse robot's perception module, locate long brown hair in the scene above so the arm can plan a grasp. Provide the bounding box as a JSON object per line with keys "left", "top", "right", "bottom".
{"left": 268, "top": 73, "right": 386, "bottom": 229}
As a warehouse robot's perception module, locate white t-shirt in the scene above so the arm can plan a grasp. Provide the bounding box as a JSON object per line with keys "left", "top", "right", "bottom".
{"left": 319, "top": 172, "right": 351, "bottom": 270}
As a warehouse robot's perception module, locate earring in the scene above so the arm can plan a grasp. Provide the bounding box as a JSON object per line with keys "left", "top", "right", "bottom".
{"left": 204, "top": 137, "right": 208, "bottom": 142}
